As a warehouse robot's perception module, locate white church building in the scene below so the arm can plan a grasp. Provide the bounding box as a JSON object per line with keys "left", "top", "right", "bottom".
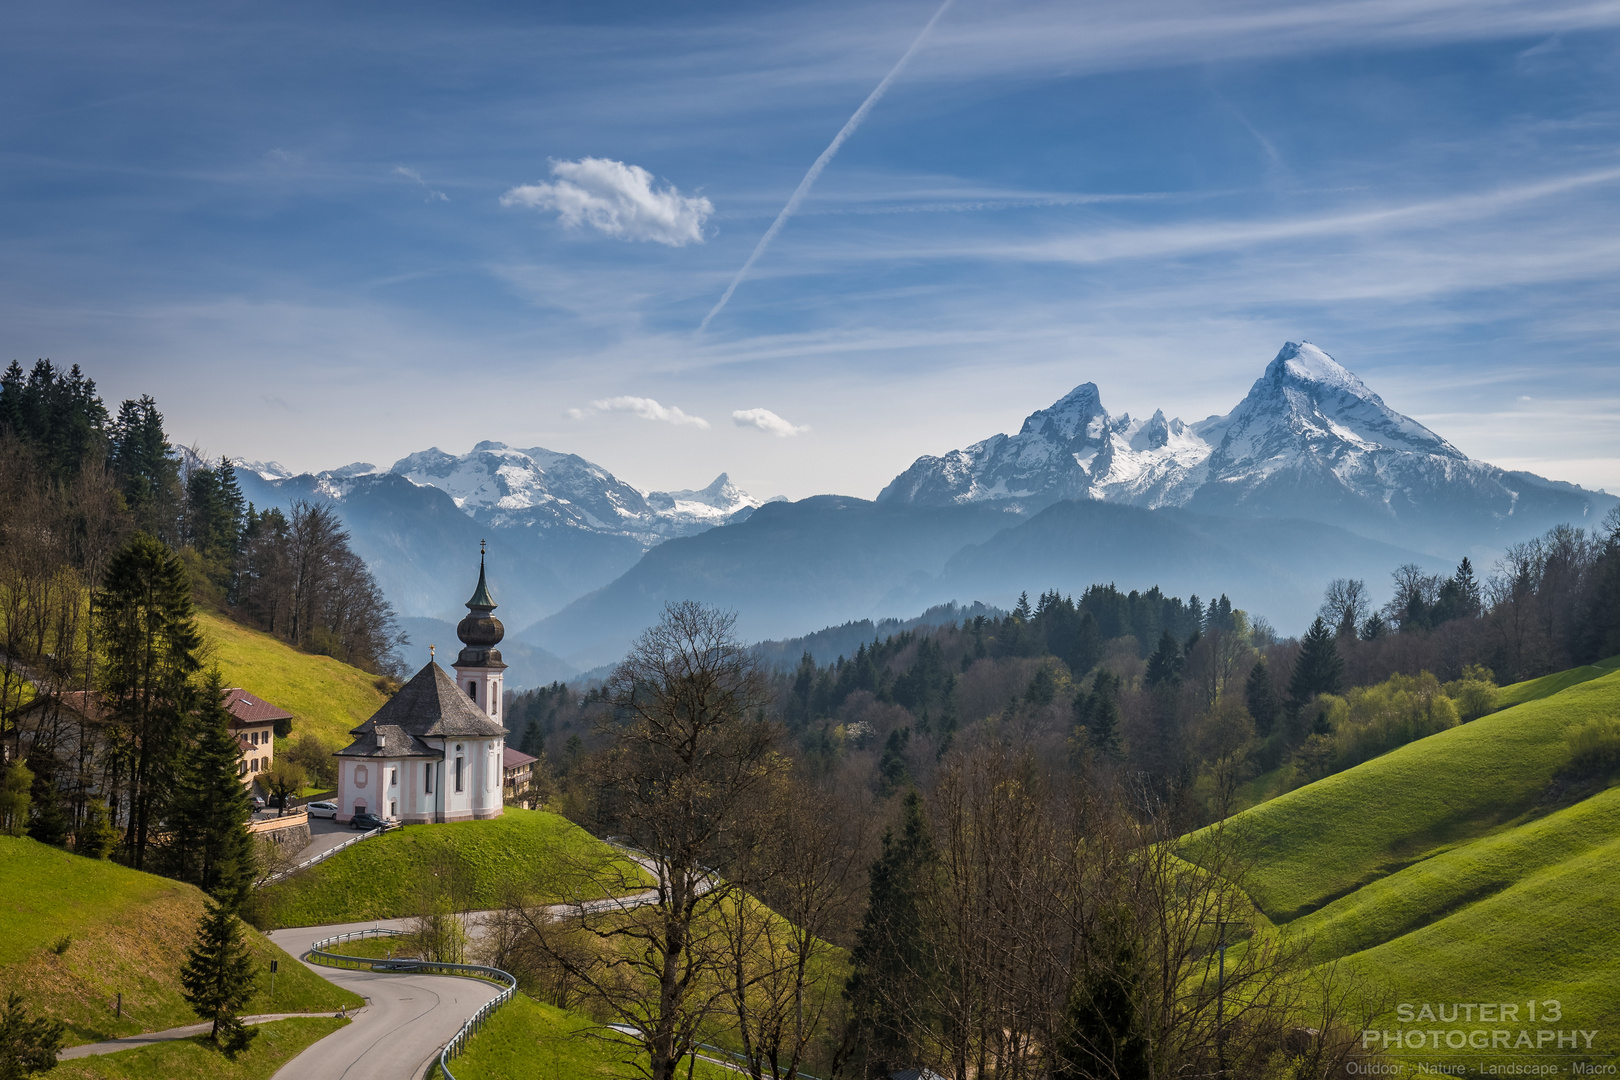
{"left": 334, "top": 551, "right": 509, "bottom": 824}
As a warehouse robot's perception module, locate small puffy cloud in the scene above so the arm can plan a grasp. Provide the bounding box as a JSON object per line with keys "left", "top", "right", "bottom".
{"left": 732, "top": 408, "right": 809, "bottom": 437}
{"left": 570, "top": 396, "right": 710, "bottom": 429}
{"left": 501, "top": 158, "right": 711, "bottom": 246}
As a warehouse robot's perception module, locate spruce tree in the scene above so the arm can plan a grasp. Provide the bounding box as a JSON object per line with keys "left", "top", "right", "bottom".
{"left": 24, "top": 759, "right": 68, "bottom": 848}
{"left": 0, "top": 991, "right": 66, "bottom": 1077}
{"left": 1074, "top": 670, "right": 1122, "bottom": 757}
{"left": 179, "top": 900, "right": 258, "bottom": 1054}
{"left": 1144, "top": 630, "right": 1183, "bottom": 688}
{"left": 169, "top": 670, "right": 257, "bottom": 909}
{"left": 1287, "top": 617, "right": 1345, "bottom": 714}
{"left": 846, "top": 791, "right": 937, "bottom": 1079}
{"left": 98, "top": 532, "right": 201, "bottom": 868}
{"left": 1244, "top": 658, "right": 1281, "bottom": 737}
{"left": 875, "top": 728, "right": 912, "bottom": 798}
{"left": 1054, "top": 918, "right": 1147, "bottom": 1080}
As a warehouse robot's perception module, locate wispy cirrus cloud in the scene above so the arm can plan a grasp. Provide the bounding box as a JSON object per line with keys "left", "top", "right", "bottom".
{"left": 568, "top": 396, "right": 710, "bottom": 428}
{"left": 732, "top": 407, "right": 809, "bottom": 437}
{"left": 502, "top": 158, "right": 711, "bottom": 246}
{"left": 393, "top": 165, "right": 448, "bottom": 202}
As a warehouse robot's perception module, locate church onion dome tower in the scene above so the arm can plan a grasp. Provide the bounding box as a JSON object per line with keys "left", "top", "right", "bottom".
{"left": 453, "top": 541, "right": 507, "bottom": 722}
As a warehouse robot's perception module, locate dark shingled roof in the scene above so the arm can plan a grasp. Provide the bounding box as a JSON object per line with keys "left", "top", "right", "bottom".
{"left": 347, "top": 661, "right": 506, "bottom": 741}
{"left": 336, "top": 724, "right": 439, "bottom": 759}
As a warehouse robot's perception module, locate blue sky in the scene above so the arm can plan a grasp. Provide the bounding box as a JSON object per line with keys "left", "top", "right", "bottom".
{"left": 4, "top": 0, "right": 1619, "bottom": 501}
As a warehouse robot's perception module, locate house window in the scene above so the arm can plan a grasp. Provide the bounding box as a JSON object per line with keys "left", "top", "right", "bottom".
{"left": 455, "top": 756, "right": 464, "bottom": 793}
{"left": 390, "top": 801, "right": 397, "bottom": 817}
{"left": 468, "top": 681, "right": 477, "bottom": 701}
{"left": 390, "top": 768, "right": 397, "bottom": 787}
{"left": 251, "top": 731, "right": 259, "bottom": 746}
{"left": 425, "top": 763, "right": 434, "bottom": 794}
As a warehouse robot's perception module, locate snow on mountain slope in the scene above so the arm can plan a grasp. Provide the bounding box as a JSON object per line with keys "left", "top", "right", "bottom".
{"left": 249, "top": 441, "right": 761, "bottom": 542}
{"left": 879, "top": 341, "right": 1614, "bottom": 554}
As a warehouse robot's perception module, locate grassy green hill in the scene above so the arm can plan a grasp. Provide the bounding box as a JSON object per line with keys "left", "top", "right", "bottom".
{"left": 52, "top": 1017, "right": 346, "bottom": 1080}
{"left": 1200, "top": 661, "right": 1620, "bottom": 921}
{"left": 1192, "top": 657, "right": 1620, "bottom": 1065}
{"left": 253, "top": 808, "right": 649, "bottom": 927}
{"left": 0, "top": 837, "right": 360, "bottom": 1046}
{"left": 435, "top": 995, "right": 740, "bottom": 1080}
{"left": 196, "top": 609, "right": 391, "bottom": 751}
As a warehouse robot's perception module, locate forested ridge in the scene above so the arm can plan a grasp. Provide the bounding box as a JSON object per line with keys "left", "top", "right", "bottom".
{"left": 0, "top": 358, "right": 401, "bottom": 875}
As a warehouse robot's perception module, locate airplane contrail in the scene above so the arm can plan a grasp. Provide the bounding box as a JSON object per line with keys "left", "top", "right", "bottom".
{"left": 698, "top": 0, "right": 955, "bottom": 332}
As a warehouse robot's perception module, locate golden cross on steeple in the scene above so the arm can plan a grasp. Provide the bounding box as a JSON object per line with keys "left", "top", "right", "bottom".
{"left": 430, "top": 644, "right": 436, "bottom": 662}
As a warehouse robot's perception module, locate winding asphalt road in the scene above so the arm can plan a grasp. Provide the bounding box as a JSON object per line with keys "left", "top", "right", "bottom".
{"left": 266, "top": 922, "right": 503, "bottom": 1080}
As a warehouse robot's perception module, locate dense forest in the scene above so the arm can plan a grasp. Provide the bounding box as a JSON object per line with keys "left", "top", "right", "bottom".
{"left": 509, "top": 508, "right": 1620, "bottom": 827}
{"left": 0, "top": 358, "right": 402, "bottom": 862}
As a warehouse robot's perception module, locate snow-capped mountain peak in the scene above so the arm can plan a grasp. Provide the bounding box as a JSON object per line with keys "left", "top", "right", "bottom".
{"left": 879, "top": 341, "right": 1612, "bottom": 553}
{"left": 382, "top": 442, "right": 760, "bottom": 539}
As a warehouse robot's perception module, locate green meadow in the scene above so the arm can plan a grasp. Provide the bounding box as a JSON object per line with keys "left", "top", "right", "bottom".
{"left": 1195, "top": 659, "right": 1620, "bottom": 1067}
{"left": 0, "top": 837, "right": 359, "bottom": 1046}
{"left": 252, "top": 807, "right": 650, "bottom": 927}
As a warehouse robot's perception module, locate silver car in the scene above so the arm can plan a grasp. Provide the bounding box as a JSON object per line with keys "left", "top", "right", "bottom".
{"left": 306, "top": 800, "right": 339, "bottom": 819}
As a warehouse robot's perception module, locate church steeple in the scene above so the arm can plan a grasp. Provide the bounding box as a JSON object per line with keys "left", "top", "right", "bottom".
{"left": 466, "top": 540, "right": 496, "bottom": 612}
{"left": 453, "top": 542, "right": 507, "bottom": 721}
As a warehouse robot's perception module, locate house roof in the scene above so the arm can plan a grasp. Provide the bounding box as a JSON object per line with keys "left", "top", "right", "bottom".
{"left": 502, "top": 747, "right": 537, "bottom": 772}
{"left": 347, "top": 661, "right": 506, "bottom": 741}
{"left": 223, "top": 688, "right": 292, "bottom": 725}
{"left": 336, "top": 723, "right": 439, "bottom": 759}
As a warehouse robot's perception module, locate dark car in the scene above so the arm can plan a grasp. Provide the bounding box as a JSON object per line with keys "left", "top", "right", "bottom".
{"left": 351, "top": 812, "right": 387, "bottom": 831}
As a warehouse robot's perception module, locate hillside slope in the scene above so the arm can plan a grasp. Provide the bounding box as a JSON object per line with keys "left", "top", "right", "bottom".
{"left": 1210, "top": 662, "right": 1620, "bottom": 921}
{"left": 197, "top": 609, "right": 391, "bottom": 750}
{"left": 0, "top": 837, "right": 360, "bottom": 1046}
{"left": 1198, "top": 659, "right": 1620, "bottom": 1055}
{"left": 255, "top": 807, "right": 648, "bottom": 927}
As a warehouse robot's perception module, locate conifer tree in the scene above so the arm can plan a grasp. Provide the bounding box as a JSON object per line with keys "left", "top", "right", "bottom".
{"left": 1054, "top": 917, "right": 1147, "bottom": 1080}
{"left": 1287, "top": 617, "right": 1345, "bottom": 714}
{"left": 169, "top": 669, "right": 256, "bottom": 909}
{"left": 74, "top": 799, "right": 118, "bottom": 859}
{"left": 24, "top": 759, "right": 68, "bottom": 848}
{"left": 846, "top": 791, "right": 938, "bottom": 1079}
{"left": 111, "top": 396, "right": 180, "bottom": 540}
{"left": 179, "top": 900, "right": 258, "bottom": 1054}
{"left": 875, "top": 728, "right": 911, "bottom": 797}
{"left": 98, "top": 532, "right": 201, "bottom": 868}
{"left": 1074, "top": 670, "right": 1122, "bottom": 757}
{"left": 1144, "top": 630, "right": 1184, "bottom": 688}
{"left": 1244, "top": 658, "right": 1281, "bottom": 737}
{"left": 0, "top": 990, "right": 66, "bottom": 1077}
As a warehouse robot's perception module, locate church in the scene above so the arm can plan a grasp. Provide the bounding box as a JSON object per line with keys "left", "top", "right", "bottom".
{"left": 333, "top": 550, "right": 509, "bottom": 824}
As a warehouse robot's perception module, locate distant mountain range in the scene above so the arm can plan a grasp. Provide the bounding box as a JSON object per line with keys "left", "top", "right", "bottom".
{"left": 229, "top": 343, "right": 1616, "bottom": 682}
{"left": 880, "top": 342, "right": 1610, "bottom": 555}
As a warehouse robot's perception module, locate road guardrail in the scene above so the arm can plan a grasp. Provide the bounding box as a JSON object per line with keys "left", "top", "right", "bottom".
{"left": 304, "top": 927, "right": 517, "bottom": 1080}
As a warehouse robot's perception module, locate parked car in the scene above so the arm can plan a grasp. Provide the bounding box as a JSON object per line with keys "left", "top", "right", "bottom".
{"left": 351, "top": 812, "right": 387, "bottom": 831}
{"left": 249, "top": 795, "right": 266, "bottom": 812}
{"left": 306, "top": 801, "right": 338, "bottom": 819}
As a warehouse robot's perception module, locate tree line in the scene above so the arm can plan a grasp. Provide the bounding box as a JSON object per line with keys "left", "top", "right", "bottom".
{"left": 488, "top": 602, "right": 1374, "bottom": 1080}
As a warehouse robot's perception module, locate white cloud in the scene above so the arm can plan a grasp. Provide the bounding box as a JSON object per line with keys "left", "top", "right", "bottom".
{"left": 732, "top": 407, "right": 809, "bottom": 437}
{"left": 570, "top": 396, "right": 710, "bottom": 429}
{"left": 394, "top": 164, "right": 449, "bottom": 202}
{"left": 501, "top": 158, "right": 711, "bottom": 246}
